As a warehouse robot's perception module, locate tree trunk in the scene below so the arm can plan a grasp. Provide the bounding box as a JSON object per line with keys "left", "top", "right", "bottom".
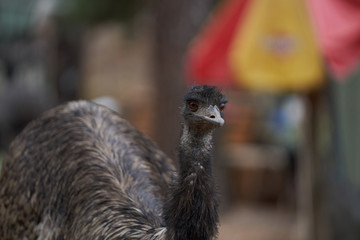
{"left": 151, "top": 0, "right": 214, "bottom": 158}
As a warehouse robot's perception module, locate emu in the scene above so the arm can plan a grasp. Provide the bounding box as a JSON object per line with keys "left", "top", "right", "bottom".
{"left": 0, "top": 85, "right": 227, "bottom": 240}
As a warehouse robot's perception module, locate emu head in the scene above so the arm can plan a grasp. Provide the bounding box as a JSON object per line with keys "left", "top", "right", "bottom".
{"left": 181, "top": 85, "right": 228, "bottom": 134}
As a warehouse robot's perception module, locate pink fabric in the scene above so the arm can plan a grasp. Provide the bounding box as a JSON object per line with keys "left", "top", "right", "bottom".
{"left": 307, "top": 0, "right": 360, "bottom": 79}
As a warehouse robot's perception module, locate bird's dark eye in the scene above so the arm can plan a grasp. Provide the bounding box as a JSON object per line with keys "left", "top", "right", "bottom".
{"left": 188, "top": 101, "right": 198, "bottom": 111}
{"left": 219, "top": 104, "right": 225, "bottom": 112}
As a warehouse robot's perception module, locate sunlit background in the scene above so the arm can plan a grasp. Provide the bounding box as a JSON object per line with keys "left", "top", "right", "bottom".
{"left": 1, "top": 0, "right": 360, "bottom": 239}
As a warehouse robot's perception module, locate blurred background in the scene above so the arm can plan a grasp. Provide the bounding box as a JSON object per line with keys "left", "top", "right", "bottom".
{"left": 0, "top": 0, "right": 360, "bottom": 239}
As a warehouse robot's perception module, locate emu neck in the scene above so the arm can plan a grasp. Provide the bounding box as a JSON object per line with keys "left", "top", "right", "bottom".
{"left": 179, "top": 125, "right": 213, "bottom": 175}
{"left": 165, "top": 124, "right": 219, "bottom": 240}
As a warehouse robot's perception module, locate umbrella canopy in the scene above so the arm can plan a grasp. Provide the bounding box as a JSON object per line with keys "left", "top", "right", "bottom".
{"left": 306, "top": 0, "right": 360, "bottom": 80}
{"left": 185, "top": 0, "right": 250, "bottom": 88}
{"left": 185, "top": 0, "right": 326, "bottom": 92}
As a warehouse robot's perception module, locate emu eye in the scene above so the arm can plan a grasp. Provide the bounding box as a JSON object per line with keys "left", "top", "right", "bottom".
{"left": 188, "top": 101, "right": 198, "bottom": 111}
{"left": 219, "top": 104, "right": 225, "bottom": 112}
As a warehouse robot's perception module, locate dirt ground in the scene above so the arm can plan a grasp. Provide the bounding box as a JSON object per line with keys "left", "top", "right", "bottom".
{"left": 218, "top": 204, "right": 297, "bottom": 240}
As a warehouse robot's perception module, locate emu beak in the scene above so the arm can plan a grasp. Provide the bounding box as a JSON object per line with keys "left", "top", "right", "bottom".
{"left": 203, "top": 105, "right": 225, "bottom": 127}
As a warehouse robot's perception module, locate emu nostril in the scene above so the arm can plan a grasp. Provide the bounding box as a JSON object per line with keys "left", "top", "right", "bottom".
{"left": 210, "top": 115, "right": 215, "bottom": 119}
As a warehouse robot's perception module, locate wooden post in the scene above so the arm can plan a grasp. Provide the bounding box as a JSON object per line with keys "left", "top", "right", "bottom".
{"left": 297, "top": 90, "right": 329, "bottom": 240}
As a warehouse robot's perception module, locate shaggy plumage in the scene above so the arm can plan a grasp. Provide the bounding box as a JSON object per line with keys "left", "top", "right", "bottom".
{"left": 0, "top": 85, "right": 227, "bottom": 240}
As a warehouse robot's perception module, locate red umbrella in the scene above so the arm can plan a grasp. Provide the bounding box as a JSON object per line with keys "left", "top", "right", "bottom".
{"left": 306, "top": 0, "right": 360, "bottom": 80}
{"left": 186, "top": 0, "right": 360, "bottom": 88}
{"left": 185, "top": 0, "right": 251, "bottom": 88}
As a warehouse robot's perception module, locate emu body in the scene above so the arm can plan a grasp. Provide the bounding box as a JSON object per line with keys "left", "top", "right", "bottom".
{"left": 0, "top": 86, "right": 227, "bottom": 240}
